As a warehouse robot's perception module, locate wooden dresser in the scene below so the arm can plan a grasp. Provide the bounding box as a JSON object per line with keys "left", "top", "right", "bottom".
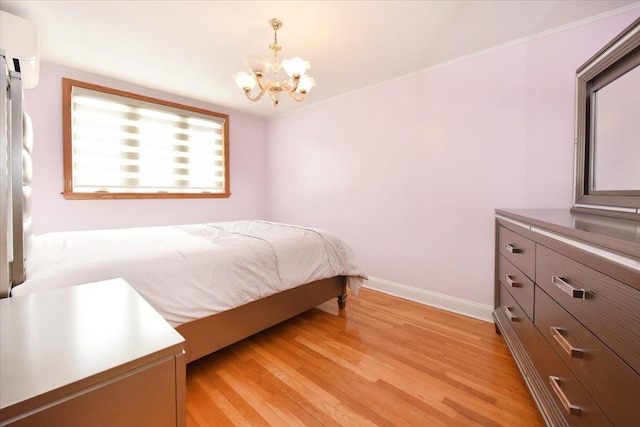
{"left": 494, "top": 209, "right": 640, "bottom": 427}
{"left": 0, "top": 279, "right": 186, "bottom": 426}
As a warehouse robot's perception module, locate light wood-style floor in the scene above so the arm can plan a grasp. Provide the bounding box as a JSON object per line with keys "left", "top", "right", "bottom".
{"left": 186, "top": 288, "right": 544, "bottom": 426}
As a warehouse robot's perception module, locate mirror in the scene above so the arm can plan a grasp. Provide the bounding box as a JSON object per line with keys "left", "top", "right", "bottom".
{"left": 592, "top": 63, "right": 640, "bottom": 191}
{"left": 574, "top": 17, "right": 640, "bottom": 216}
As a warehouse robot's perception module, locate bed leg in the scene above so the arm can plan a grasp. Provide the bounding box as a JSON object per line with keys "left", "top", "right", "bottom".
{"left": 338, "top": 293, "right": 347, "bottom": 310}
{"left": 338, "top": 279, "right": 347, "bottom": 310}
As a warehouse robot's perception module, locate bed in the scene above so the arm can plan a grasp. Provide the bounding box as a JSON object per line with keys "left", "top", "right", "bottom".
{"left": 1, "top": 56, "right": 365, "bottom": 363}
{"left": 11, "top": 221, "right": 365, "bottom": 362}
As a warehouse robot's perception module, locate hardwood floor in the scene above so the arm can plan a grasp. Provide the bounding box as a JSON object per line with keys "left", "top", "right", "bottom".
{"left": 186, "top": 288, "right": 544, "bottom": 426}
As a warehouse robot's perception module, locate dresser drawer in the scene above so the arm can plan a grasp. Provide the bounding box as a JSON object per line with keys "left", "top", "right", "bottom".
{"left": 535, "top": 287, "right": 640, "bottom": 426}
{"left": 498, "top": 284, "right": 535, "bottom": 355}
{"left": 529, "top": 326, "right": 612, "bottom": 427}
{"left": 498, "top": 255, "right": 534, "bottom": 320}
{"left": 536, "top": 245, "right": 640, "bottom": 374}
{"left": 498, "top": 226, "right": 535, "bottom": 280}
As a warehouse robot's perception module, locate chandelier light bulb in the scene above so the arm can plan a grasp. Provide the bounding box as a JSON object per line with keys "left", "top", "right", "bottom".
{"left": 231, "top": 72, "right": 256, "bottom": 90}
{"left": 244, "top": 54, "right": 270, "bottom": 76}
{"left": 297, "top": 74, "right": 316, "bottom": 93}
{"left": 281, "top": 57, "right": 310, "bottom": 78}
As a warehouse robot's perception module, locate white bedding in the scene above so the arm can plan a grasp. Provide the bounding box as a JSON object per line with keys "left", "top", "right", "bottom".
{"left": 11, "top": 220, "right": 366, "bottom": 326}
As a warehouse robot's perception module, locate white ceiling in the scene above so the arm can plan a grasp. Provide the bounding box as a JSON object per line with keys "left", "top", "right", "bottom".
{"left": 1, "top": 1, "right": 639, "bottom": 117}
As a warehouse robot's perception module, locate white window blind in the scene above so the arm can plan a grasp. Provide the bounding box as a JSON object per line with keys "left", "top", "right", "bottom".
{"left": 69, "top": 84, "right": 227, "bottom": 196}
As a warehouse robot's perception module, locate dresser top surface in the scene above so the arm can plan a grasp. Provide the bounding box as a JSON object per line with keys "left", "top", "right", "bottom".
{"left": 0, "top": 279, "right": 185, "bottom": 411}
{"left": 496, "top": 209, "right": 640, "bottom": 259}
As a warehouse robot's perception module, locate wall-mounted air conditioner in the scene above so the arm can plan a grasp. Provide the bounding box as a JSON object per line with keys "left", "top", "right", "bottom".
{"left": 0, "top": 10, "right": 39, "bottom": 89}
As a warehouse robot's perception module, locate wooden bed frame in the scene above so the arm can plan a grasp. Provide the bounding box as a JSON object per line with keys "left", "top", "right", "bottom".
{"left": 1, "top": 60, "right": 350, "bottom": 363}
{"left": 177, "top": 276, "right": 347, "bottom": 363}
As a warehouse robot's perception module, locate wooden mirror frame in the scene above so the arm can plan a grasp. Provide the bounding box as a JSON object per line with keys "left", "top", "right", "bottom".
{"left": 573, "top": 17, "right": 640, "bottom": 220}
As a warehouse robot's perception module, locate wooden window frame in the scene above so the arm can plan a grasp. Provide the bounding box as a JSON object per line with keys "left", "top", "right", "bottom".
{"left": 62, "top": 78, "right": 230, "bottom": 200}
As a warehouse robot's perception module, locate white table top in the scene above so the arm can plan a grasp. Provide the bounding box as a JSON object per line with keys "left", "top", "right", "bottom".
{"left": 0, "top": 278, "right": 184, "bottom": 413}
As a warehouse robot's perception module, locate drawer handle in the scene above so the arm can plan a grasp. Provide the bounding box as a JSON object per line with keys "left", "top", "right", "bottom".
{"left": 550, "top": 327, "right": 584, "bottom": 358}
{"left": 504, "top": 275, "right": 519, "bottom": 287}
{"left": 549, "top": 376, "right": 581, "bottom": 416}
{"left": 552, "top": 276, "right": 586, "bottom": 300}
{"left": 504, "top": 243, "right": 521, "bottom": 254}
{"left": 504, "top": 306, "right": 518, "bottom": 322}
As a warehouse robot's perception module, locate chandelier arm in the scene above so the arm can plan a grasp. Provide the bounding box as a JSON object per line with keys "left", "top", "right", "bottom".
{"left": 284, "top": 90, "right": 306, "bottom": 103}
{"left": 244, "top": 88, "right": 266, "bottom": 102}
{"left": 287, "top": 76, "right": 300, "bottom": 92}
{"left": 254, "top": 74, "right": 269, "bottom": 93}
{"left": 280, "top": 80, "right": 292, "bottom": 93}
{"left": 280, "top": 76, "right": 301, "bottom": 94}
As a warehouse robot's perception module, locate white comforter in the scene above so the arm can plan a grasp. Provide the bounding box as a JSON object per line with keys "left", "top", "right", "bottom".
{"left": 12, "top": 221, "right": 366, "bottom": 326}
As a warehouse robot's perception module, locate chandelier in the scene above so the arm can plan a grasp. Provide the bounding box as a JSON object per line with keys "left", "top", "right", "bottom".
{"left": 232, "top": 18, "right": 316, "bottom": 108}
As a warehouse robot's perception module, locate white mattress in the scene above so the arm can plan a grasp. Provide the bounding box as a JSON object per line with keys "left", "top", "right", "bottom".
{"left": 12, "top": 220, "right": 366, "bottom": 326}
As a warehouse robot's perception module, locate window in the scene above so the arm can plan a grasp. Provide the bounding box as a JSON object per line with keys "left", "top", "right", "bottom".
{"left": 63, "top": 78, "right": 230, "bottom": 199}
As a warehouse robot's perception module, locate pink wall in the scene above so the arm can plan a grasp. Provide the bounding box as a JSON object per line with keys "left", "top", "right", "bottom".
{"left": 25, "top": 63, "right": 268, "bottom": 234}
{"left": 266, "top": 11, "right": 640, "bottom": 307}
{"left": 23, "top": 11, "right": 639, "bottom": 308}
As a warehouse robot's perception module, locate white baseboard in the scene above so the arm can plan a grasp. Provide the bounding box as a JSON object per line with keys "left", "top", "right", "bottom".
{"left": 363, "top": 277, "right": 494, "bottom": 323}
